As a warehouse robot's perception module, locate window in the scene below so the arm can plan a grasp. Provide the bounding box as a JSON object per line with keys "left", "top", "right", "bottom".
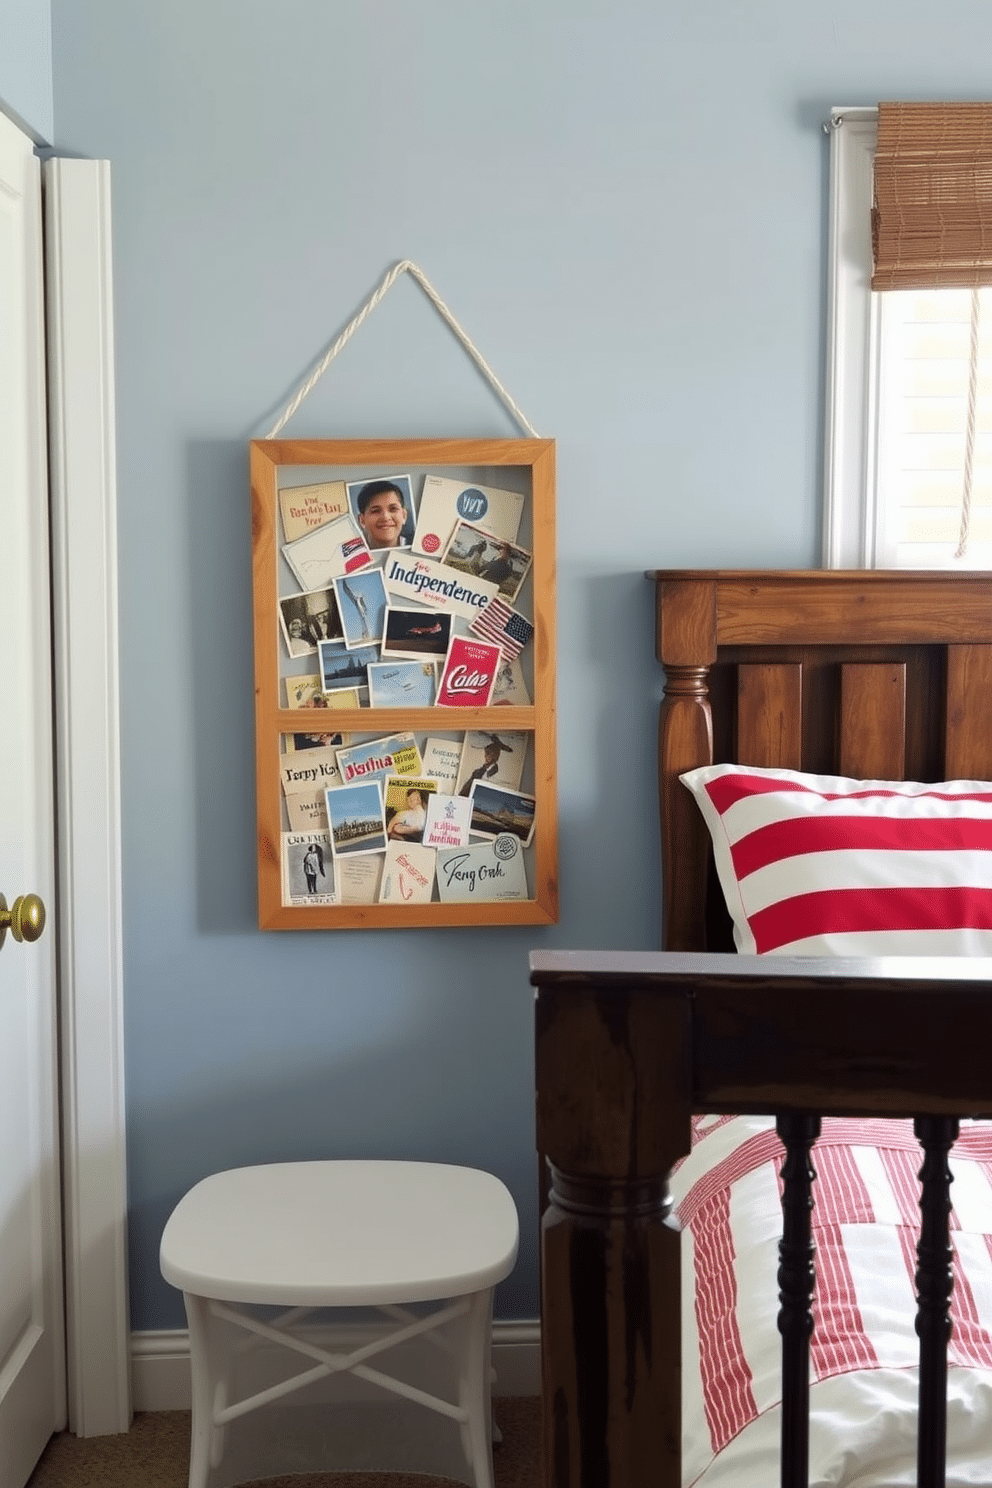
{"left": 824, "top": 106, "right": 992, "bottom": 568}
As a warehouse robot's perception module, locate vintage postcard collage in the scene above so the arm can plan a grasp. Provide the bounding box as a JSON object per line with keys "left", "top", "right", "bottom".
{"left": 277, "top": 472, "right": 537, "bottom": 908}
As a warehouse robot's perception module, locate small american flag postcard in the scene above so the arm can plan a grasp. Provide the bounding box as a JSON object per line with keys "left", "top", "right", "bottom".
{"left": 436, "top": 636, "right": 501, "bottom": 707}
{"left": 469, "top": 597, "right": 534, "bottom": 660}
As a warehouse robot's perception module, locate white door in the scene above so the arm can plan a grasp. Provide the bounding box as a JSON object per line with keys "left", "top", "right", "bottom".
{"left": 0, "top": 109, "right": 67, "bottom": 1484}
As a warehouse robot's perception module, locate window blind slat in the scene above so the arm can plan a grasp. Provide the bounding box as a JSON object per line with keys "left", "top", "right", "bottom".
{"left": 872, "top": 102, "right": 992, "bottom": 289}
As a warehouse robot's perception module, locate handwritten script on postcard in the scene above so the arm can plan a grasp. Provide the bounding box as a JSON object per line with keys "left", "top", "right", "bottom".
{"left": 435, "top": 834, "right": 529, "bottom": 902}
{"left": 379, "top": 842, "right": 436, "bottom": 904}
{"left": 279, "top": 480, "right": 351, "bottom": 543}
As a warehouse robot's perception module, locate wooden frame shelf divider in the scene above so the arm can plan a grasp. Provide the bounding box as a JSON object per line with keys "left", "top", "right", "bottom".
{"left": 250, "top": 437, "right": 558, "bottom": 930}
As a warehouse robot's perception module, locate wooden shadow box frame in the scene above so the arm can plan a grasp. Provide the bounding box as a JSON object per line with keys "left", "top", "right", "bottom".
{"left": 250, "top": 437, "right": 559, "bottom": 929}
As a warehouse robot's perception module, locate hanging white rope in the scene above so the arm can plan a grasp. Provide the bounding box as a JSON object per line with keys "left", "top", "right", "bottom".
{"left": 954, "top": 286, "right": 981, "bottom": 560}
{"left": 264, "top": 259, "right": 540, "bottom": 440}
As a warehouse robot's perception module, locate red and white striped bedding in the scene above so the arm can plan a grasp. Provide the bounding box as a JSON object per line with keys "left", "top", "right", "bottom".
{"left": 672, "top": 1113, "right": 992, "bottom": 1487}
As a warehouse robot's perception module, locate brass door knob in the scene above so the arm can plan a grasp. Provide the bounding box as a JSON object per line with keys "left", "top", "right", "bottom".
{"left": 0, "top": 892, "right": 46, "bottom": 950}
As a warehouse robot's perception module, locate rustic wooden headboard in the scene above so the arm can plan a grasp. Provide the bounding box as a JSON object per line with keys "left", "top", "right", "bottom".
{"left": 533, "top": 567, "right": 992, "bottom": 1488}
{"left": 653, "top": 569, "right": 992, "bottom": 951}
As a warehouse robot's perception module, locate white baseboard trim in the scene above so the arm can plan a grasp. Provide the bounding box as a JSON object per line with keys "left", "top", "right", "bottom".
{"left": 130, "top": 1320, "right": 541, "bottom": 1412}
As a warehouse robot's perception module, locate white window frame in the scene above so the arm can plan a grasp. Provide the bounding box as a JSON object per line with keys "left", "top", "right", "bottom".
{"left": 822, "top": 105, "right": 881, "bottom": 568}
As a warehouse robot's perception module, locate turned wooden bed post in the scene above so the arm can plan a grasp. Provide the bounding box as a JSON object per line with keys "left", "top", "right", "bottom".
{"left": 655, "top": 577, "right": 716, "bottom": 951}
{"left": 534, "top": 969, "right": 692, "bottom": 1488}
{"left": 915, "top": 1116, "right": 959, "bottom": 1488}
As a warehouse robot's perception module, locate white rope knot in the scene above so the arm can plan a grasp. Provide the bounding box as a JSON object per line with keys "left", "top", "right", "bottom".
{"left": 265, "top": 260, "right": 540, "bottom": 440}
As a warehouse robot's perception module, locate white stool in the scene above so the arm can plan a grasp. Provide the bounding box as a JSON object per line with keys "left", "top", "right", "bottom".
{"left": 160, "top": 1160, "right": 519, "bottom": 1488}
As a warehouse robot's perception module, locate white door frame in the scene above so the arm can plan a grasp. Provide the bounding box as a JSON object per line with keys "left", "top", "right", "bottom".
{"left": 44, "top": 156, "right": 130, "bottom": 1437}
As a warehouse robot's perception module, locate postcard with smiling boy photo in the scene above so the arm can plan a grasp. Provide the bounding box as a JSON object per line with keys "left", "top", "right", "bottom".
{"left": 346, "top": 474, "right": 417, "bottom": 554}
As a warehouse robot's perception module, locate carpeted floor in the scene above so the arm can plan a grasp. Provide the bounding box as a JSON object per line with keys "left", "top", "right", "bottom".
{"left": 26, "top": 1398, "right": 542, "bottom": 1488}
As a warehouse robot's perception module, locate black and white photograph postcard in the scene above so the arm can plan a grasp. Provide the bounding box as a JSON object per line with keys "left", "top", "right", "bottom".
{"left": 368, "top": 660, "right": 437, "bottom": 709}
{"left": 383, "top": 775, "right": 438, "bottom": 844}
{"left": 283, "top": 513, "right": 372, "bottom": 592}
{"left": 303, "top": 587, "right": 343, "bottom": 644}
{"left": 412, "top": 475, "right": 525, "bottom": 559}
{"left": 278, "top": 593, "right": 316, "bottom": 658}
{"left": 381, "top": 606, "right": 452, "bottom": 660}
{"left": 279, "top": 480, "right": 350, "bottom": 544}
{"left": 281, "top": 831, "right": 336, "bottom": 906}
{"left": 435, "top": 833, "right": 529, "bottom": 903}
{"left": 440, "top": 522, "right": 532, "bottom": 603}
{"left": 379, "top": 841, "right": 436, "bottom": 905}
{"left": 468, "top": 780, "right": 536, "bottom": 847}
{"left": 318, "top": 640, "right": 379, "bottom": 696}
{"left": 456, "top": 730, "right": 527, "bottom": 795}
{"left": 332, "top": 568, "right": 388, "bottom": 650}
{"left": 279, "top": 588, "right": 344, "bottom": 657}
{"left": 325, "top": 780, "right": 387, "bottom": 858}
{"left": 336, "top": 732, "right": 422, "bottom": 786}
{"left": 345, "top": 474, "right": 417, "bottom": 553}
{"left": 336, "top": 853, "right": 383, "bottom": 905}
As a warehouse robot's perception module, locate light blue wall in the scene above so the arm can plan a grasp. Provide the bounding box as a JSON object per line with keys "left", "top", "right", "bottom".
{"left": 49, "top": 0, "right": 992, "bottom": 1330}
{"left": 0, "top": 0, "right": 52, "bottom": 141}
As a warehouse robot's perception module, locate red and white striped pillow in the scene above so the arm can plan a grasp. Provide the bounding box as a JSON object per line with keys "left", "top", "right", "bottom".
{"left": 679, "top": 764, "right": 992, "bottom": 956}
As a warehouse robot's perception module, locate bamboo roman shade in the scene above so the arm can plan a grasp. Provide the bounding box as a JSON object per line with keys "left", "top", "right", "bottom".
{"left": 872, "top": 102, "right": 992, "bottom": 289}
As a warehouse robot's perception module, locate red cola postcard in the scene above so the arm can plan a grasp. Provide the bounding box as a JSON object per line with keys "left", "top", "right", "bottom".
{"left": 435, "top": 635, "right": 501, "bottom": 707}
